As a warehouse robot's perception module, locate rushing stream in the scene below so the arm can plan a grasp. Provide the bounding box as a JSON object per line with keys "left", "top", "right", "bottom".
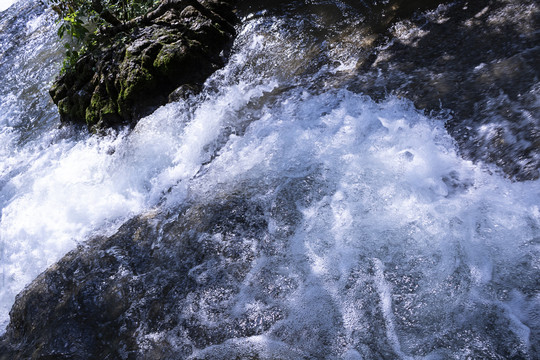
{"left": 1, "top": 0, "right": 539, "bottom": 358}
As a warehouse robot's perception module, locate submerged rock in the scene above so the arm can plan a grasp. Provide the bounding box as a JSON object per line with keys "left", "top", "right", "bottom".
{"left": 49, "top": 0, "right": 237, "bottom": 131}
{"left": 0, "top": 198, "right": 269, "bottom": 359}
{"left": 1, "top": 178, "right": 537, "bottom": 359}
{"left": 347, "top": 0, "right": 540, "bottom": 180}
{"left": 237, "top": 0, "right": 538, "bottom": 180}
{"left": 2, "top": 1, "right": 539, "bottom": 358}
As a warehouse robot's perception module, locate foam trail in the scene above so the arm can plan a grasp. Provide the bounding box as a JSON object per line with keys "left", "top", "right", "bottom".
{"left": 373, "top": 259, "right": 410, "bottom": 360}
{"left": 175, "top": 86, "right": 540, "bottom": 358}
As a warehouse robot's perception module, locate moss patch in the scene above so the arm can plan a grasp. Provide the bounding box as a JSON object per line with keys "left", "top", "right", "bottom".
{"left": 49, "top": 0, "right": 238, "bottom": 130}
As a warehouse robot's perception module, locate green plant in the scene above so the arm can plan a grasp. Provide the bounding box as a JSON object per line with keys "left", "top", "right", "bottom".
{"left": 48, "top": 0, "right": 159, "bottom": 73}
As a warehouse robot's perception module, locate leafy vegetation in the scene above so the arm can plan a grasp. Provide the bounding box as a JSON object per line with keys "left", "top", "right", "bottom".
{"left": 47, "top": 0, "right": 159, "bottom": 73}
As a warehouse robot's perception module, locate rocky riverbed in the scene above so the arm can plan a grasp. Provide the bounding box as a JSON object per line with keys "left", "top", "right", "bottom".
{"left": 0, "top": 0, "right": 538, "bottom": 359}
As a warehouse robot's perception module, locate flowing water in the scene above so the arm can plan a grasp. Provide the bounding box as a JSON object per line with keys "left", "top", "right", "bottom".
{"left": 0, "top": 0, "right": 15, "bottom": 12}
{"left": 1, "top": 0, "right": 539, "bottom": 358}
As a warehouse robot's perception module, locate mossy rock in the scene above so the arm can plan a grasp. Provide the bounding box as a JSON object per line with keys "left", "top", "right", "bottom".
{"left": 49, "top": 0, "right": 238, "bottom": 131}
{"left": 86, "top": 91, "right": 121, "bottom": 129}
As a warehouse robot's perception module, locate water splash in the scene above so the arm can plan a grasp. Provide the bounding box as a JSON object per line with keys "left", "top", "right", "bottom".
{"left": 0, "top": 1, "right": 538, "bottom": 358}
{"left": 0, "top": 0, "right": 17, "bottom": 12}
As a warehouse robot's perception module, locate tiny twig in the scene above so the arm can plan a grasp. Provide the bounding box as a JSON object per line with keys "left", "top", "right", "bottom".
{"left": 98, "top": 0, "right": 194, "bottom": 36}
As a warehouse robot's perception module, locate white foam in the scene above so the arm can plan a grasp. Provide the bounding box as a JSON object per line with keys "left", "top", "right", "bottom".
{"left": 0, "top": 0, "right": 17, "bottom": 12}
{"left": 177, "top": 86, "right": 539, "bottom": 357}
{"left": 0, "top": 7, "right": 538, "bottom": 357}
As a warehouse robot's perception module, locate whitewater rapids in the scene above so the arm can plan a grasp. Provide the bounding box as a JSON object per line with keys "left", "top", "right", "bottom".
{"left": 0, "top": 1, "right": 539, "bottom": 358}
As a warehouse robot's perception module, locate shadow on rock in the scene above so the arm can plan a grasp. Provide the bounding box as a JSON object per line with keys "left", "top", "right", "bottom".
{"left": 348, "top": 0, "right": 539, "bottom": 180}
{"left": 0, "top": 197, "right": 269, "bottom": 359}
{"left": 50, "top": 0, "right": 238, "bottom": 132}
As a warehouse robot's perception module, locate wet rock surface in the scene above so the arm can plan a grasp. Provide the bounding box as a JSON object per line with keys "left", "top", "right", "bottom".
{"left": 1, "top": 0, "right": 539, "bottom": 359}
{"left": 1, "top": 174, "right": 537, "bottom": 359}
{"left": 240, "top": 0, "right": 539, "bottom": 180}
{"left": 0, "top": 198, "right": 269, "bottom": 359}
{"left": 347, "top": 0, "right": 540, "bottom": 180}
{"left": 49, "top": 0, "right": 237, "bottom": 131}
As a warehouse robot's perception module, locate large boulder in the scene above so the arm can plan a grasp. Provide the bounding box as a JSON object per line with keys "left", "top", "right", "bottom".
{"left": 49, "top": 0, "right": 237, "bottom": 131}
{"left": 0, "top": 198, "right": 270, "bottom": 359}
